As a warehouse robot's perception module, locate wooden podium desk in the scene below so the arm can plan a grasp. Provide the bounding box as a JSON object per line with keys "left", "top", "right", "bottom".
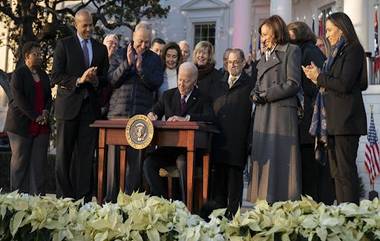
{"left": 90, "top": 119, "right": 217, "bottom": 212}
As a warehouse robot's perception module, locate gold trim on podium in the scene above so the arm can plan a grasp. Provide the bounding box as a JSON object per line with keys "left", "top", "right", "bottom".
{"left": 125, "top": 115, "right": 154, "bottom": 149}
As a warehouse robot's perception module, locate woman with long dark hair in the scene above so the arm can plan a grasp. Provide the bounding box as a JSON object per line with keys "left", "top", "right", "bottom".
{"left": 303, "top": 12, "right": 367, "bottom": 204}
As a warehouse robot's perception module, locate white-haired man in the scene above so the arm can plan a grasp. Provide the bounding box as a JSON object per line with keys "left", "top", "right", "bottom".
{"left": 106, "top": 21, "right": 163, "bottom": 195}
{"left": 144, "top": 62, "right": 214, "bottom": 200}
{"left": 178, "top": 40, "right": 190, "bottom": 62}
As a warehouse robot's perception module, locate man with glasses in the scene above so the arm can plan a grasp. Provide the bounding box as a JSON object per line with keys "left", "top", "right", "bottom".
{"left": 106, "top": 22, "right": 163, "bottom": 195}
{"left": 211, "top": 48, "right": 254, "bottom": 217}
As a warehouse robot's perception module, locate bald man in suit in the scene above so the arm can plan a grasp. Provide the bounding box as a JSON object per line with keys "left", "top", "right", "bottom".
{"left": 51, "top": 9, "right": 109, "bottom": 202}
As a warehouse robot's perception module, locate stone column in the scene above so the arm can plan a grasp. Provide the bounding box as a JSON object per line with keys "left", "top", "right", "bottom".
{"left": 344, "top": 0, "right": 369, "bottom": 51}
{"left": 231, "top": 0, "right": 252, "bottom": 54}
{"left": 270, "top": 0, "right": 292, "bottom": 23}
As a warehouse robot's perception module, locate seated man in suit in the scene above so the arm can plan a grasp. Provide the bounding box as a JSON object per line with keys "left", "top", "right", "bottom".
{"left": 144, "top": 62, "right": 214, "bottom": 200}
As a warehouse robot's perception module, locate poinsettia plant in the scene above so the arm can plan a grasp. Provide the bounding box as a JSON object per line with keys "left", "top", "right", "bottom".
{"left": 1, "top": 191, "right": 380, "bottom": 241}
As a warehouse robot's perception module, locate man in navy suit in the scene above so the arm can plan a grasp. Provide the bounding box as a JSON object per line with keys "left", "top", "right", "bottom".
{"left": 51, "top": 9, "right": 109, "bottom": 202}
{"left": 144, "top": 62, "right": 214, "bottom": 200}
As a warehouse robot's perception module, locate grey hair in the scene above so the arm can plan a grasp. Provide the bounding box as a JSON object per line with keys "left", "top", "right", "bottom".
{"left": 178, "top": 40, "right": 189, "bottom": 47}
{"left": 179, "top": 62, "right": 198, "bottom": 80}
{"left": 134, "top": 21, "right": 152, "bottom": 34}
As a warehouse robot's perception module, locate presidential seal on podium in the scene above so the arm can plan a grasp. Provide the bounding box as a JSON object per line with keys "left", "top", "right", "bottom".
{"left": 125, "top": 114, "right": 154, "bottom": 149}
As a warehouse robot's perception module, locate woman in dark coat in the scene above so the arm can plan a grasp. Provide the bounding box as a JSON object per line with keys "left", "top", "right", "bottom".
{"left": 192, "top": 41, "right": 222, "bottom": 101}
{"left": 249, "top": 15, "right": 302, "bottom": 204}
{"left": 287, "top": 21, "right": 335, "bottom": 204}
{"left": 4, "top": 42, "right": 52, "bottom": 195}
{"left": 303, "top": 12, "right": 367, "bottom": 204}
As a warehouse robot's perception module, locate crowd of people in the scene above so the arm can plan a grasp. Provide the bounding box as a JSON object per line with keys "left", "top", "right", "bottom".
{"left": 3, "top": 9, "right": 368, "bottom": 217}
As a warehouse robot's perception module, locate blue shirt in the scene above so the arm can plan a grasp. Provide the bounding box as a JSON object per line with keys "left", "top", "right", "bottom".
{"left": 77, "top": 32, "right": 93, "bottom": 66}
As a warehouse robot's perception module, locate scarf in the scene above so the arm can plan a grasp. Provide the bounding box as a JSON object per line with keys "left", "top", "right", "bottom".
{"left": 197, "top": 63, "right": 215, "bottom": 80}
{"left": 309, "top": 37, "right": 346, "bottom": 147}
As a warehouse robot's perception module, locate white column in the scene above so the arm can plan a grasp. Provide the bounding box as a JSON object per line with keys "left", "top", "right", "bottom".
{"left": 344, "top": 0, "right": 369, "bottom": 51}
{"left": 232, "top": 0, "right": 251, "bottom": 54}
{"left": 270, "top": 0, "right": 292, "bottom": 23}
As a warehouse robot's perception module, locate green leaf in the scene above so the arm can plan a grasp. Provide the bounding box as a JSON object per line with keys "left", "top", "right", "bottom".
{"left": 10, "top": 211, "right": 26, "bottom": 236}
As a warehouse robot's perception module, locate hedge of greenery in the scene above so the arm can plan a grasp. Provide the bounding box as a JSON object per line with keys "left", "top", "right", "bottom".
{"left": 1, "top": 191, "right": 380, "bottom": 241}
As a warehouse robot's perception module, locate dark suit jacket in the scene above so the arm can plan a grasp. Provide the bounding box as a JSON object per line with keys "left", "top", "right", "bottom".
{"left": 316, "top": 42, "right": 367, "bottom": 135}
{"left": 4, "top": 65, "right": 52, "bottom": 137}
{"left": 152, "top": 87, "right": 214, "bottom": 122}
{"left": 299, "top": 41, "right": 325, "bottom": 144}
{"left": 212, "top": 72, "right": 253, "bottom": 167}
{"left": 51, "top": 35, "right": 109, "bottom": 120}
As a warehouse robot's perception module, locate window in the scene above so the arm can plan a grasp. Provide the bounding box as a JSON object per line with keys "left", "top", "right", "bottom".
{"left": 318, "top": 4, "right": 334, "bottom": 36}
{"left": 193, "top": 23, "right": 216, "bottom": 47}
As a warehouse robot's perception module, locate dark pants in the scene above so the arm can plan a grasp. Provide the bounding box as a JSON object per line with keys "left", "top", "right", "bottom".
{"left": 104, "top": 145, "right": 120, "bottom": 202}
{"left": 143, "top": 148, "right": 186, "bottom": 199}
{"left": 8, "top": 132, "right": 49, "bottom": 195}
{"left": 104, "top": 146, "right": 145, "bottom": 199}
{"left": 125, "top": 147, "right": 144, "bottom": 194}
{"left": 212, "top": 162, "right": 244, "bottom": 217}
{"left": 55, "top": 100, "right": 97, "bottom": 202}
{"left": 328, "top": 135, "right": 360, "bottom": 204}
{"left": 300, "top": 144, "right": 335, "bottom": 204}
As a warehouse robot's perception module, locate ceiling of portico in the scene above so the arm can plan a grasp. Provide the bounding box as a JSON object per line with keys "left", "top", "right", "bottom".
{"left": 181, "top": 0, "right": 228, "bottom": 11}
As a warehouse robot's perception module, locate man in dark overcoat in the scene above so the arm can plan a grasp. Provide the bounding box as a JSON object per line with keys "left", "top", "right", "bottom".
{"left": 211, "top": 48, "right": 254, "bottom": 216}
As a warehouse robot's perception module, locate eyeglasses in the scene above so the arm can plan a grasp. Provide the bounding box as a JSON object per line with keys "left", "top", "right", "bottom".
{"left": 227, "top": 60, "right": 242, "bottom": 65}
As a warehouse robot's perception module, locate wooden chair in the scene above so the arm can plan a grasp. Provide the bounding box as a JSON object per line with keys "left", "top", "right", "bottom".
{"left": 159, "top": 166, "right": 204, "bottom": 209}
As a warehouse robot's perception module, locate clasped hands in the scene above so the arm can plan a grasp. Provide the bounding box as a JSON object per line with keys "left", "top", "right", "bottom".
{"left": 35, "top": 109, "right": 49, "bottom": 125}
{"left": 147, "top": 112, "right": 189, "bottom": 122}
{"left": 302, "top": 61, "right": 320, "bottom": 84}
{"left": 77, "top": 66, "right": 98, "bottom": 86}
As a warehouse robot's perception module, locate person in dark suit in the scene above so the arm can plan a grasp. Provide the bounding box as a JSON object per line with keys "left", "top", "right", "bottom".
{"left": 303, "top": 12, "right": 367, "bottom": 204}
{"left": 4, "top": 41, "right": 52, "bottom": 195}
{"left": 51, "top": 9, "right": 109, "bottom": 202}
{"left": 211, "top": 48, "right": 253, "bottom": 217}
{"left": 143, "top": 62, "right": 214, "bottom": 200}
{"left": 287, "top": 21, "right": 335, "bottom": 204}
{"left": 244, "top": 50, "right": 258, "bottom": 87}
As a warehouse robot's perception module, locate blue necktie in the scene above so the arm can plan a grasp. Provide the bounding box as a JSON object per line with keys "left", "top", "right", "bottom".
{"left": 82, "top": 39, "right": 90, "bottom": 68}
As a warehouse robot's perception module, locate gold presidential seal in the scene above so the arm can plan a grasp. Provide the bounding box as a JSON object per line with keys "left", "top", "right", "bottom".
{"left": 125, "top": 115, "right": 154, "bottom": 149}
